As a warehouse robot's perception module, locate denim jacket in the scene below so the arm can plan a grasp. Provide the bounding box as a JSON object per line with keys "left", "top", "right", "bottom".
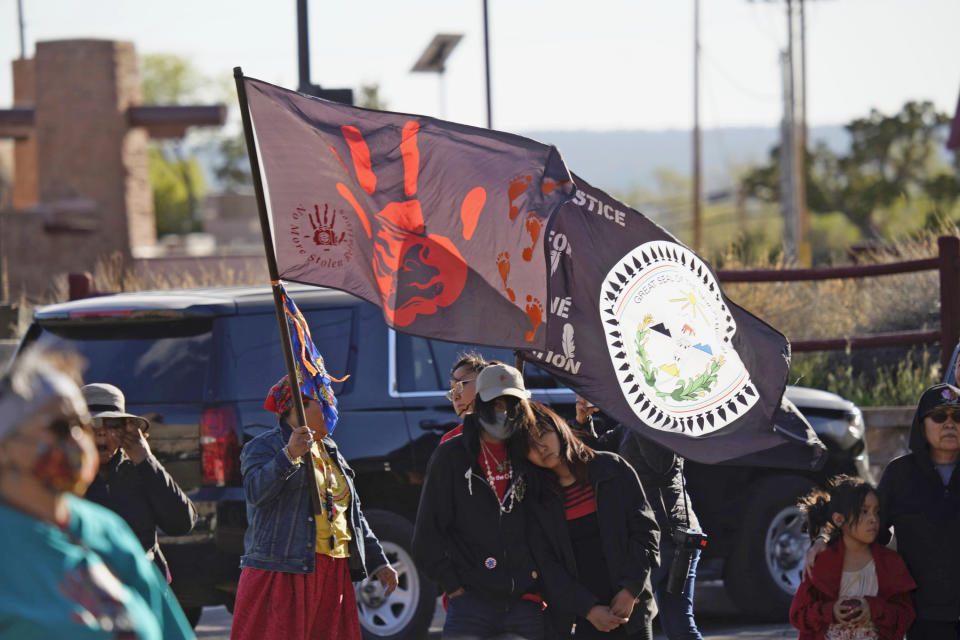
{"left": 239, "top": 421, "right": 388, "bottom": 580}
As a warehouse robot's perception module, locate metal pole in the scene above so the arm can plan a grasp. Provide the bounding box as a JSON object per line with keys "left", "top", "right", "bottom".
{"left": 17, "top": 0, "right": 26, "bottom": 59}
{"left": 439, "top": 69, "right": 446, "bottom": 119}
{"left": 297, "top": 0, "right": 311, "bottom": 92}
{"left": 483, "top": 0, "right": 493, "bottom": 128}
{"left": 234, "top": 67, "right": 321, "bottom": 514}
{"left": 798, "top": 0, "right": 809, "bottom": 254}
{"left": 692, "top": 0, "right": 702, "bottom": 253}
{"left": 938, "top": 235, "right": 960, "bottom": 375}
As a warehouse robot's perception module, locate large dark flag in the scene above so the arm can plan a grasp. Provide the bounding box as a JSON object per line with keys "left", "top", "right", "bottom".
{"left": 243, "top": 76, "right": 572, "bottom": 349}
{"left": 521, "top": 175, "right": 825, "bottom": 467}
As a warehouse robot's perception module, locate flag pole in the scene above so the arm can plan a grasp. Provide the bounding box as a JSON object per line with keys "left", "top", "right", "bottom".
{"left": 234, "top": 67, "right": 322, "bottom": 514}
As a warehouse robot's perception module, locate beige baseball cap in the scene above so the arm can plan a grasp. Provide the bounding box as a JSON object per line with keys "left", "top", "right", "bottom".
{"left": 475, "top": 363, "right": 531, "bottom": 402}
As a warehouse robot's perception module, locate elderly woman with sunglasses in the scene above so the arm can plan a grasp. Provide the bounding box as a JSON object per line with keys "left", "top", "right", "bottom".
{"left": 0, "top": 350, "right": 194, "bottom": 639}
{"left": 805, "top": 383, "right": 960, "bottom": 640}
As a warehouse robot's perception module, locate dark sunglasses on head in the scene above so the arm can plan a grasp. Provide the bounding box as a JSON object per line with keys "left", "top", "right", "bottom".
{"left": 925, "top": 408, "right": 960, "bottom": 424}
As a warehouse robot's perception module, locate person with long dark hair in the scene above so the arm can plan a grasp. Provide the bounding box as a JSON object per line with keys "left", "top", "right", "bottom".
{"left": 413, "top": 363, "right": 545, "bottom": 639}
{"left": 521, "top": 402, "right": 660, "bottom": 639}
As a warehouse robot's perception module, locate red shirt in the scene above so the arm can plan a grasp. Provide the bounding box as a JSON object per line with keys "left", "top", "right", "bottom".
{"left": 562, "top": 481, "right": 598, "bottom": 520}
{"left": 478, "top": 440, "right": 510, "bottom": 501}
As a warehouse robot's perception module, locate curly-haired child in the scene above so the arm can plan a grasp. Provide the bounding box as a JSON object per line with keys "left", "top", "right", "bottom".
{"left": 790, "top": 475, "right": 916, "bottom": 640}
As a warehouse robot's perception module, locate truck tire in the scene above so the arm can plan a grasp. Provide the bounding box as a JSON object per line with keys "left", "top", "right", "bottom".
{"left": 724, "top": 476, "right": 814, "bottom": 620}
{"left": 357, "top": 510, "right": 437, "bottom": 640}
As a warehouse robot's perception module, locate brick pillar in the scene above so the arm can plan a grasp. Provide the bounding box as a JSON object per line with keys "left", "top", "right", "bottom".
{"left": 3, "top": 40, "right": 158, "bottom": 301}
{"left": 11, "top": 57, "right": 36, "bottom": 210}
{"left": 34, "top": 39, "right": 155, "bottom": 251}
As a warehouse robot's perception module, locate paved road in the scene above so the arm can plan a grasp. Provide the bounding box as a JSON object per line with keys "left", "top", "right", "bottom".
{"left": 193, "top": 583, "right": 797, "bottom": 639}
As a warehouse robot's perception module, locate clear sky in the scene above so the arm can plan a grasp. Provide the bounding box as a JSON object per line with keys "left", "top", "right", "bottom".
{"left": 1, "top": 0, "right": 958, "bottom": 134}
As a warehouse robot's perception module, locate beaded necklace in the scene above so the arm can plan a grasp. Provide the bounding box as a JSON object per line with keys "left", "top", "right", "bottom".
{"left": 478, "top": 439, "right": 524, "bottom": 513}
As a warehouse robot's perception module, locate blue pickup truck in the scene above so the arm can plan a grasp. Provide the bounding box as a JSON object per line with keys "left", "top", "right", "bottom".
{"left": 19, "top": 284, "right": 870, "bottom": 634}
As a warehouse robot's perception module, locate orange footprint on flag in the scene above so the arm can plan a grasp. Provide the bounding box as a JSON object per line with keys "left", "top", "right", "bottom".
{"left": 521, "top": 213, "right": 544, "bottom": 262}
{"left": 525, "top": 295, "right": 544, "bottom": 342}
{"left": 507, "top": 174, "right": 532, "bottom": 221}
{"left": 497, "top": 252, "right": 515, "bottom": 302}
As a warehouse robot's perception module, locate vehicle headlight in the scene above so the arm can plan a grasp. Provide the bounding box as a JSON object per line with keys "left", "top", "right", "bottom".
{"left": 846, "top": 407, "right": 864, "bottom": 441}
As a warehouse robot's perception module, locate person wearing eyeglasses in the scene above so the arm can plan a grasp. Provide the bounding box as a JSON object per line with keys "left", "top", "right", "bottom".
{"left": 82, "top": 383, "right": 198, "bottom": 583}
{"left": 439, "top": 353, "right": 502, "bottom": 444}
{"left": 804, "top": 383, "right": 960, "bottom": 640}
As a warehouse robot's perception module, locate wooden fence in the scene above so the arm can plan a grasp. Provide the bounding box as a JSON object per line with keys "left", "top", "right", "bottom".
{"left": 716, "top": 235, "right": 960, "bottom": 373}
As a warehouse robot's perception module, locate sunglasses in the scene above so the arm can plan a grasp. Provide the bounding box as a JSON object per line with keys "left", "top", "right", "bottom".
{"left": 445, "top": 377, "right": 475, "bottom": 401}
{"left": 925, "top": 408, "right": 960, "bottom": 424}
{"left": 92, "top": 417, "right": 133, "bottom": 431}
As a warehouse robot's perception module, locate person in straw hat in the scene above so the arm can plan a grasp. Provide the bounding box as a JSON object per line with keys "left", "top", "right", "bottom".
{"left": 82, "top": 382, "right": 197, "bottom": 583}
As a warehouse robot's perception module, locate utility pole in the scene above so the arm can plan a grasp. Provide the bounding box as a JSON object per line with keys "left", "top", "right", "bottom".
{"left": 779, "top": 49, "right": 798, "bottom": 263}
{"left": 482, "top": 0, "right": 493, "bottom": 129}
{"left": 779, "top": 0, "right": 805, "bottom": 264}
{"left": 297, "top": 0, "right": 311, "bottom": 93}
{"left": 17, "top": 0, "right": 26, "bottom": 59}
{"left": 692, "top": 0, "right": 703, "bottom": 253}
{"left": 294, "top": 0, "right": 353, "bottom": 104}
{"left": 798, "top": 0, "right": 809, "bottom": 262}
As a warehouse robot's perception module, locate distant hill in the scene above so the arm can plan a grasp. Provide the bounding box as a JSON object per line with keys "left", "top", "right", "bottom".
{"left": 520, "top": 125, "right": 849, "bottom": 195}
{"left": 194, "top": 124, "right": 849, "bottom": 197}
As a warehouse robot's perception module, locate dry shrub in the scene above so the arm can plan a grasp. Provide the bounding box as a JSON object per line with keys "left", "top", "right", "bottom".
{"left": 719, "top": 227, "right": 950, "bottom": 343}
{"left": 717, "top": 225, "right": 957, "bottom": 405}
{"left": 91, "top": 252, "right": 268, "bottom": 293}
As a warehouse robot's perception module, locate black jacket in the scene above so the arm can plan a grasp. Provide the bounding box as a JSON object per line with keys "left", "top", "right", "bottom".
{"left": 591, "top": 421, "right": 700, "bottom": 534}
{"left": 412, "top": 418, "right": 540, "bottom": 603}
{"left": 876, "top": 403, "right": 960, "bottom": 621}
{"left": 525, "top": 451, "right": 660, "bottom": 635}
{"left": 86, "top": 451, "right": 198, "bottom": 580}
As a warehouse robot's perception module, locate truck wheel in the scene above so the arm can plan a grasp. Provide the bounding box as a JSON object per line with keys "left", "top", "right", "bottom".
{"left": 357, "top": 510, "right": 437, "bottom": 640}
{"left": 724, "top": 476, "right": 813, "bottom": 620}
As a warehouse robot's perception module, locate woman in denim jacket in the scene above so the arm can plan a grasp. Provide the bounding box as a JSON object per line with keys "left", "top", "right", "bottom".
{"left": 230, "top": 375, "right": 397, "bottom": 640}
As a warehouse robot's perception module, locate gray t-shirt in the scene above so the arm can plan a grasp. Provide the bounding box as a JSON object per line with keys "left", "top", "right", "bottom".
{"left": 935, "top": 462, "right": 956, "bottom": 485}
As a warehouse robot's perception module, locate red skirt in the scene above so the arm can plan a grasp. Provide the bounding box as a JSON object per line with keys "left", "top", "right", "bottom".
{"left": 230, "top": 554, "right": 362, "bottom": 640}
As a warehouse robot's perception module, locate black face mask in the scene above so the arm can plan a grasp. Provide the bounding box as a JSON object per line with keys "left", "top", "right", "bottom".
{"left": 479, "top": 411, "right": 517, "bottom": 440}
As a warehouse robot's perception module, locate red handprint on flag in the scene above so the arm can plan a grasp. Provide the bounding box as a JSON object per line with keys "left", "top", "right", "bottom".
{"left": 332, "top": 121, "right": 487, "bottom": 327}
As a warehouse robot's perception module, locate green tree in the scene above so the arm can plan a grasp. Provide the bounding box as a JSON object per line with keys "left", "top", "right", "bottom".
{"left": 149, "top": 147, "right": 206, "bottom": 235}
{"left": 357, "top": 84, "right": 388, "bottom": 110}
{"left": 139, "top": 54, "right": 210, "bottom": 236}
{"left": 741, "top": 101, "right": 960, "bottom": 239}
{"left": 214, "top": 134, "right": 251, "bottom": 193}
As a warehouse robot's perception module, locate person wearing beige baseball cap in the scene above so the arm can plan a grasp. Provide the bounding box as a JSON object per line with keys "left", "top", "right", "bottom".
{"left": 82, "top": 382, "right": 197, "bottom": 583}
{"left": 413, "top": 363, "right": 548, "bottom": 639}
{"left": 0, "top": 348, "right": 194, "bottom": 639}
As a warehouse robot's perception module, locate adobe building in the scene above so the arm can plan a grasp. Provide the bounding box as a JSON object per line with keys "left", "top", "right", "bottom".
{"left": 0, "top": 39, "right": 224, "bottom": 302}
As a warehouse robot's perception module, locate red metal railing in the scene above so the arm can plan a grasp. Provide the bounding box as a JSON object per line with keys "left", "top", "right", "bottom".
{"left": 716, "top": 235, "right": 960, "bottom": 372}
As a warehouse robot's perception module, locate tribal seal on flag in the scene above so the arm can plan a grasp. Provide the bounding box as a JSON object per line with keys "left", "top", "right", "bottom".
{"left": 600, "top": 240, "right": 758, "bottom": 436}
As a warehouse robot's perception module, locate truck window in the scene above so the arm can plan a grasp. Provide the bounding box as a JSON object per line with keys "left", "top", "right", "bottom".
{"left": 220, "top": 307, "right": 353, "bottom": 401}
{"left": 34, "top": 320, "right": 213, "bottom": 403}
{"left": 393, "top": 334, "right": 559, "bottom": 391}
